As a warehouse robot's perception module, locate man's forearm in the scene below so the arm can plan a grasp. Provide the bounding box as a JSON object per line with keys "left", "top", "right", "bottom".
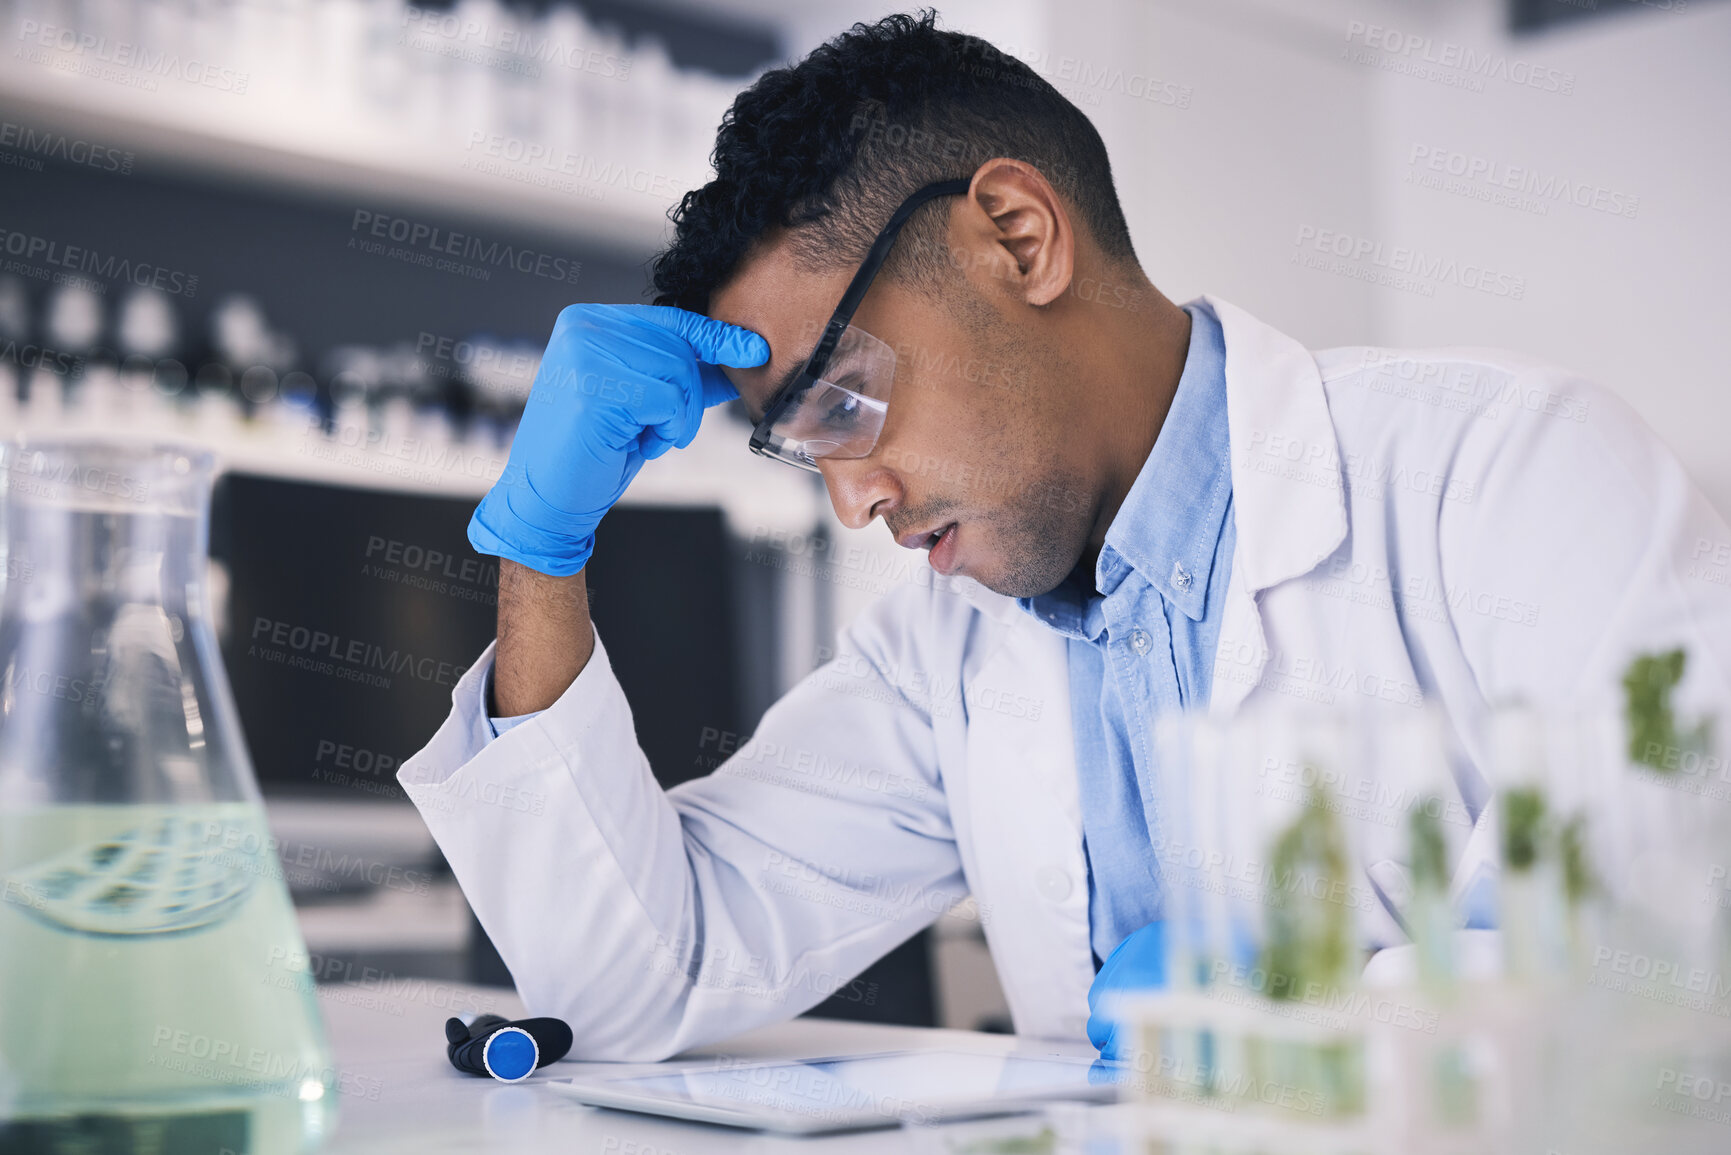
{"left": 492, "top": 559, "right": 596, "bottom": 716}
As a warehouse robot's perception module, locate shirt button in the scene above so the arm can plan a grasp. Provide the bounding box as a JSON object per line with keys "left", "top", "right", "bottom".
{"left": 1034, "top": 865, "right": 1074, "bottom": 903}
{"left": 1130, "top": 629, "right": 1152, "bottom": 656}
{"left": 1172, "top": 562, "right": 1193, "bottom": 591}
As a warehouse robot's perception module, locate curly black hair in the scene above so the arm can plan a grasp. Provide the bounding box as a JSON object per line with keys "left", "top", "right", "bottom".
{"left": 649, "top": 10, "right": 1137, "bottom": 313}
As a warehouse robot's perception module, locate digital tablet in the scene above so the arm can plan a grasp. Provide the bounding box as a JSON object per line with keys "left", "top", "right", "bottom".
{"left": 549, "top": 1049, "right": 1123, "bottom": 1135}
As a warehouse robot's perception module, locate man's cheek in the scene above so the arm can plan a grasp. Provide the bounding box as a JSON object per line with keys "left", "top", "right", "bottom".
{"left": 718, "top": 365, "right": 752, "bottom": 397}
{"left": 903, "top": 362, "right": 951, "bottom": 401}
{"left": 723, "top": 365, "right": 777, "bottom": 418}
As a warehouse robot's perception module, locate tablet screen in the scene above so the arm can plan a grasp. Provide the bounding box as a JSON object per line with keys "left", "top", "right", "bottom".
{"left": 590, "top": 1051, "right": 1115, "bottom": 1127}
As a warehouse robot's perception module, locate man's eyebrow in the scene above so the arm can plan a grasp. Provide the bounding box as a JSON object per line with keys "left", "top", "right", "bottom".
{"left": 748, "top": 353, "right": 812, "bottom": 425}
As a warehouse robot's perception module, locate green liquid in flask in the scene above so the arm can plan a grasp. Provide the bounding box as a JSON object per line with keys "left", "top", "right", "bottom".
{"left": 0, "top": 803, "right": 336, "bottom": 1155}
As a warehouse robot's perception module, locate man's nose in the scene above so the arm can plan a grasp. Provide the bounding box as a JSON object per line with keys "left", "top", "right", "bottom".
{"left": 819, "top": 456, "right": 899, "bottom": 531}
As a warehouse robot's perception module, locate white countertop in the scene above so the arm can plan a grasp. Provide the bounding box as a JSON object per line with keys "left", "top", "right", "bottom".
{"left": 314, "top": 979, "right": 1111, "bottom": 1153}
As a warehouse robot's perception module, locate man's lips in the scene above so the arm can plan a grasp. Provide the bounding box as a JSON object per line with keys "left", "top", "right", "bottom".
{"left": 927, "top": 523, "right": 961, "bottom": 575}
{"left": 896, "top": 522, "right": 958, "bottom": 552}
{"left": 894, "top": 521, "right": 963, "bottom": 576}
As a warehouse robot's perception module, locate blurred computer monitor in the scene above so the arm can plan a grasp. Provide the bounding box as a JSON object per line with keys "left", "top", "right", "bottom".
{"left": 213, "top": 474, "right": 745, "bottom": 799}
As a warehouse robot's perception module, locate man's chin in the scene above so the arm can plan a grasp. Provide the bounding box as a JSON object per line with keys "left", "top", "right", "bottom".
{"left": 966, "top": 554, "right": 1076, "bottom": 600}
{"left": 945, "top": 514, "right": 1088, "bottom": 600}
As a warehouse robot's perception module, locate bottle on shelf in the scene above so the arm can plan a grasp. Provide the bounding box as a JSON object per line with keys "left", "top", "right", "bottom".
{"left": 0, "top": 275, "right": 31, "bottom": 431}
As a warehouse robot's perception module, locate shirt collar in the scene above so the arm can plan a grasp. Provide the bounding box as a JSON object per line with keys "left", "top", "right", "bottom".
{"left": 1102, "top": 299, "right": 1231, "bottom": 620}
{"left": 1018, "top": 299, "right": 1232, "bottom": 629}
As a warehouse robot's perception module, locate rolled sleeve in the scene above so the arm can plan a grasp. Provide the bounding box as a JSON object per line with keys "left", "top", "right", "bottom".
{"left": 477, "top": 665, "right": 542, "bottom": 739}
{"left": 395, "top": 584, "right": 968, "bottom": 1060}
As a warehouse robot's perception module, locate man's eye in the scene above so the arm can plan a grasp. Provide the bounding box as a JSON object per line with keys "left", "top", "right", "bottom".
{"left": 824, "top": 393, "right": 863, "bottom": 426}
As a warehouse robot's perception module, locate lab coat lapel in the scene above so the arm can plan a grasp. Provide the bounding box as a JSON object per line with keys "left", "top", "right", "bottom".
{"left": 1203, "top": 295, "right": 1349, "bottom": 714}
{"left": 947, "top": 578, "right": 1095, "bottom": 1039}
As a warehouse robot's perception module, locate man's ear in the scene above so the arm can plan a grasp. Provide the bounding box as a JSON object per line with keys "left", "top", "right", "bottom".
{"left": 954, "top": 159, "right": 1075, "bottom": 308}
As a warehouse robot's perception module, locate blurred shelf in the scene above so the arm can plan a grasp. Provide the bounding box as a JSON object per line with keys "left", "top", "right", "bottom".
{"left": 0, "top": 75, "right": 678, "bottom": 258}
{"left": 0, "top": 1, "right": 747, "bottom": 257}
{"left": 0, "top": 397, "right": 826, "bottom": 535}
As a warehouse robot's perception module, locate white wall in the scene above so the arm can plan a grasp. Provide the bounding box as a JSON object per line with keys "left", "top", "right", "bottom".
{"left": 1362, "top": 0, "right": 1731, "bottom": 516}
{"left": 1039, "top": 0, "right": 1385, "bottom": 346}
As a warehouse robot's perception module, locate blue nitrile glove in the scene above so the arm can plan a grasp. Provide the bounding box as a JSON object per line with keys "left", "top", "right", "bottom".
{"left": 469, "top": 303, "right": 769, "bottom": 575}
{"left": 1086, "top": 920, "right": 1167, "bottom": 1061}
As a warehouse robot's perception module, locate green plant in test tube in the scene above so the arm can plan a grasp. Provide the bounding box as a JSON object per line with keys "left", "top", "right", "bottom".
{"left": 1499, "top": 781, "right": 1579, "bottom": 979}
{"left": 1409, "top": 799, "right": 1455, "bottom": 991}
{"left": 1411, "top": 803, "right": 1449, "bottom": 893}
{"left": 1559, "top": 815, "right": 1595, "bottom": 907}
{"left": 1262, "top": 779, "right": 1354, "bottom": 998}
{"left": 1410, "top": 795, "right": 1484, "bottom": 1128}
{"left": 1557, "top": 811, "right": 1599, "bottom": 972}
{"left": 1502, "top": 787, "right": 1547, "bottom": 872}
{"left": 1256, "top": 775, "right": 1362, "bottom": 1118}
{"left": 1623, "top": 648, "right": 1712, "bottom": 772}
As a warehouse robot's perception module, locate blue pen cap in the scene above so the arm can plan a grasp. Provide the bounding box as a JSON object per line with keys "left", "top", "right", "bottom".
{"left": 481, "top": 1026, "right": 540, "bottom": 1082}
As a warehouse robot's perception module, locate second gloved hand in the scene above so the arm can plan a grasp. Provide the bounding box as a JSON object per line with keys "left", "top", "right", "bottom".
{"left": 470, "top": 303, "right": 769, "bottom": 575}
{"left": 1086, "top": 919, "right": 1166, "bottom": 1062}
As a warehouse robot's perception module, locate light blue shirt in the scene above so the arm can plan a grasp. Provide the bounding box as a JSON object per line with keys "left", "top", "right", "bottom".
{"left": 1016, "top": 300, "right": 1236, "bottom": 966}
{"left": 489, "top": 700, "right": 534, "bottom": 736}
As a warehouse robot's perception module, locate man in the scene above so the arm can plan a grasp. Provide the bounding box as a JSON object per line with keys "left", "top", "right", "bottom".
{"left": 399, "top": 13, "right": 1731, "bottom": 1060}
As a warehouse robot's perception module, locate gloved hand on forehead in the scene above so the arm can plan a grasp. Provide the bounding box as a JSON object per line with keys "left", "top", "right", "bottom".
{"left": 469, "top": 303, "right": 769, "bottom": 576}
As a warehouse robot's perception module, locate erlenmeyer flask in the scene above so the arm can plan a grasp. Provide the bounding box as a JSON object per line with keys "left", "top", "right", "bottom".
{"left": 0, "top": 441, "right": 334, "bottom": 1153}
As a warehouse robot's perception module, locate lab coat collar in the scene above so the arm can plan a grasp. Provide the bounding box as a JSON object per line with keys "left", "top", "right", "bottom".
{"left": 938, "top": 573, "right": 1024, "bottom": 624}
{"left": 943, "top": 296, "right": 1345, "bottom": 623}
{"left": 1203, "top": 293, "right": 1347, "bottom": 592}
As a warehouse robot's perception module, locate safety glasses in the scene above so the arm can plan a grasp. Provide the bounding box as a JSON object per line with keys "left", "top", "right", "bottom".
{"left": 748, "top": 178, "right": 971, "bottom": 473}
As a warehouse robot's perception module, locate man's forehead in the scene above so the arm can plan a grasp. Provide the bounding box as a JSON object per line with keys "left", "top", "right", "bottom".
{"left": 710, "top": 237, "right": 846, "bottom": 345}
{"left": 709, "top": 235, "right": 850, "bottom": 419}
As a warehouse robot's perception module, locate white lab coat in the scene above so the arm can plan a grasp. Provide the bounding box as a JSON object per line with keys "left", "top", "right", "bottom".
{"left": 398, "top": 295, "right": 1731, "bottom": 1060}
